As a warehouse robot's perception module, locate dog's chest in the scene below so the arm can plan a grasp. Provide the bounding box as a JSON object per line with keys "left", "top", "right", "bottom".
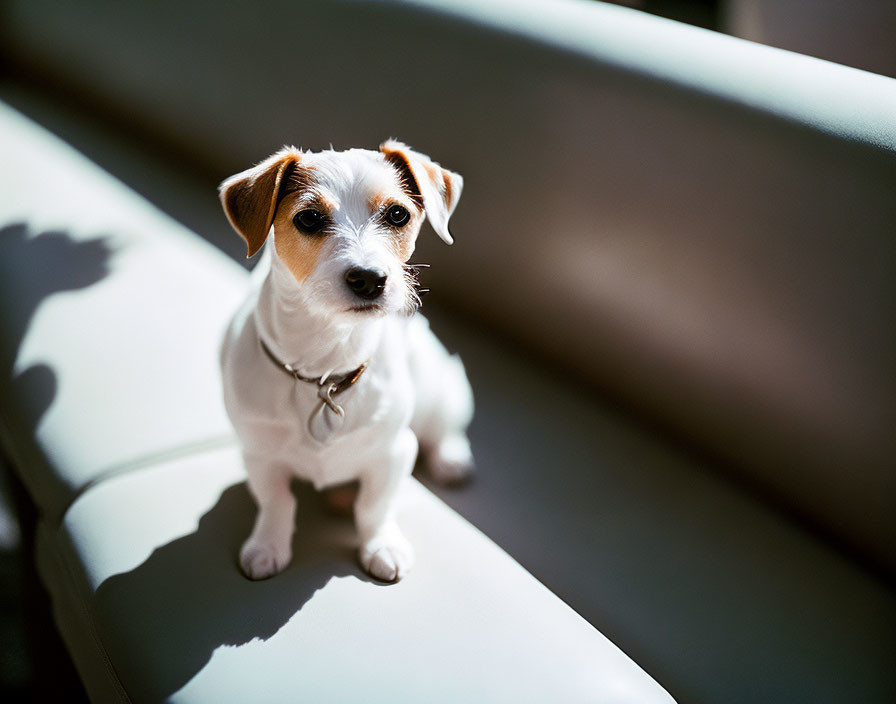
{"left": 281, "top": 351, "right": 413, "bottom": 487}
{"left": 229, "top": 318, "right": 413, "bottom": 486}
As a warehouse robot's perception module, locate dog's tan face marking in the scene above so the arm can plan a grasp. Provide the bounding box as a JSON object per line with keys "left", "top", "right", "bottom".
{"left": 384, "top": 204, "right": 421, "bottom": 263}
{"left": 279, "top": 164, "right": 313, "bottom": 201}
{"left": 367, "top": 192, "right": 390, "bottom": 213}
{"left": 368, "top": 189, "right": 424, "bottom": 263}
{"left": 271, "top": 156, "right": 425, "bottom": 286}
{"left": 273, "top": 191, "right": 330, "bottom": 284}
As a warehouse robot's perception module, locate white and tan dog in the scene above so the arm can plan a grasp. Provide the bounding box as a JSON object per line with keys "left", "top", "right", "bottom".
{"left": 219, "top": 141, "right": 474, "bottom": 583}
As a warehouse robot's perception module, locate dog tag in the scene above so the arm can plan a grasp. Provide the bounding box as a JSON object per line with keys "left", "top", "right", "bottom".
{"left": 308, "top": 382, "right": 345, "bottom": 442}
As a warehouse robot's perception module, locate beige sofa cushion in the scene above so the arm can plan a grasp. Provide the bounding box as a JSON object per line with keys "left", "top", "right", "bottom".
{"left": 42, "top": 444, "right": 672, "bottom": 703}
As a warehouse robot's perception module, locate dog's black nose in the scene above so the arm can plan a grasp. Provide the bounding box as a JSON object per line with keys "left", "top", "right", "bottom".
{"left": 345, "top": 267, "right": 387, "bottom": 300}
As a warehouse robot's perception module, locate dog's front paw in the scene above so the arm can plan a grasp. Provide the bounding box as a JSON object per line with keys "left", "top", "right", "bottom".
{"left": 359, "top": 526, "right": 414, "bottom": 583}
{"left": 427, "top": 433, "right": 475, "bottom": 485}
{"left": 240, "top": 537, "right": 292, "bottom": 581}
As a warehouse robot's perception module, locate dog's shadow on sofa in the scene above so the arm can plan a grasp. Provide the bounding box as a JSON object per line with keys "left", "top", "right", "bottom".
{"left": 0, "top": 223, "right": 114, "bottom": 437}
{"left": 94, "top": 479, "right": 372, "bottom": 701}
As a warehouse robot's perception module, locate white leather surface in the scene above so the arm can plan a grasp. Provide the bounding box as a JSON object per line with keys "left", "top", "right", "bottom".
{"left": 47, "top": 444, "right": 674, "bottom": 704}
{"left": 0, "top": 100, "right": 247, "bottom": 522}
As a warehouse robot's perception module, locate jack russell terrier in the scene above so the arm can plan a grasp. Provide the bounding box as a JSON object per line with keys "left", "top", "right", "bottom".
{"left": 219, "top": 141, "right": 474, "bottom": 583}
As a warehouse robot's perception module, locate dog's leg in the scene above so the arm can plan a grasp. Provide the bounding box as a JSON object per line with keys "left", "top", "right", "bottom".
{"left": 406, "top": 317, "right": 475, "bottom": 484}
{"left": 425, "top": 431, "right": 475, "bottom": 485}
{"left": 415, "top": 357, "right": 475, "bottom": 485}
{"left": 355, "top": 428, "right": 417, "bottom": 582}
{"left": 240, "top": 458, "right": 296, "bottom": 580}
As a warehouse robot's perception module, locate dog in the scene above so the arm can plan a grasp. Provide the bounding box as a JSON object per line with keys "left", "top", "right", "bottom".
{"left": 218, "top": 140, "right": 474, "bottom": 583}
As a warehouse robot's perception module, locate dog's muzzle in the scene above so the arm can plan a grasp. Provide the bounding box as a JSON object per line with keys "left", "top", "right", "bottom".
{"left": 345, "top": 266, "right": 387, "bottom": 300}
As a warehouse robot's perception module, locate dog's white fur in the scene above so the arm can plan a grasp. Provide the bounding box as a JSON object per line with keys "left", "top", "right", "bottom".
{"left": 219, "top": 141, "right": 474, "bottom": 582}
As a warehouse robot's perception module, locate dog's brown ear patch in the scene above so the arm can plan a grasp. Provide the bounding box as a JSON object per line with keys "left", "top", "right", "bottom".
{"left": 219, "top": 147, "right": 303, "bottom": 257}
{"left": 380, "top": 147, "right": 425, "bottom": 212}
{"left": 379, "top": 140, "right": 462, "bottom": 245}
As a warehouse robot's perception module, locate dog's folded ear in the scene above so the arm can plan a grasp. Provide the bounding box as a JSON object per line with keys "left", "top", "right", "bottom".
{"left": 219, "top": 147, "right": 303, "bottom": 257}
{"left": 379, "top": 140, "right": 463, "bottom": 245}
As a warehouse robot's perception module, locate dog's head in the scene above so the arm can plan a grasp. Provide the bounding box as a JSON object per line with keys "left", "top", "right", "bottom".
{"left": 219, "top": 141, "right": 462, "bottom": 317}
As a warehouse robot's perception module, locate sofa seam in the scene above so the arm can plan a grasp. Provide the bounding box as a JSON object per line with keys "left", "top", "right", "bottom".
{"left": 57, "top": 433, "right": 238, "bottom": 524}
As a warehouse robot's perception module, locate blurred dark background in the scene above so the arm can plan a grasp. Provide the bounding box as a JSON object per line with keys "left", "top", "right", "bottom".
{"left": 614, "top": 0, "right": 896, "bottom": 77}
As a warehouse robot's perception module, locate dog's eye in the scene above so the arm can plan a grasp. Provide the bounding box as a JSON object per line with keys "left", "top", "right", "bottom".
{"left": 293, "top": 209, "right": 326, "bottom": 234}
{"left": 385, "top": 204, "right": 410, "bottom": 227}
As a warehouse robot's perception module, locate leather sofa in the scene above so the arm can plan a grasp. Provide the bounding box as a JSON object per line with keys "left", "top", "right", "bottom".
{"left": 1, "top": 1, "right": 894, "bottom": 702}
{"left": 0, "top": 96, "right": 673, "bottom": 703}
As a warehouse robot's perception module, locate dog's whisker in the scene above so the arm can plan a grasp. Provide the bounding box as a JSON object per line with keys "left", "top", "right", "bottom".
{"left": 403, "top": 263, "right": 430, "bottom": 308}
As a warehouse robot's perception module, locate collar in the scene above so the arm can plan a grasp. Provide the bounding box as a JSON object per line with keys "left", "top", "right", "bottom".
{"left": 258, "top": 337, "right": 368, "bottom": 400}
